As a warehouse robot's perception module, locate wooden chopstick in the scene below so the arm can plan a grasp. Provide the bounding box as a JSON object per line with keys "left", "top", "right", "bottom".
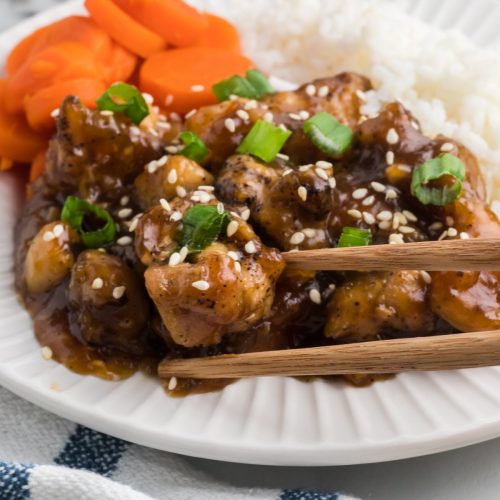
{"left": 159, "top": 330, "right": 500, "bottom": 379}
{"left": 282, "top": 238, "right": 500, "bottom": 271}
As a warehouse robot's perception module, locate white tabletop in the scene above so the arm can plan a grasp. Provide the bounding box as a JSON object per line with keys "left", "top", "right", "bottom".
{"left": 2, "top": 1, "right": 500, "bottom": 498}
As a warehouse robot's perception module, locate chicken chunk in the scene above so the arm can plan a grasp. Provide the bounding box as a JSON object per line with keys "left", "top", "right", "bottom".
{"left": 325, "top": 271, "right": 435, "bottom": 342}
{"left": 68, "top": 250, "right": 150, "bottom": 354}
{"left": 24, "top": 221, "right": 79, "bottom": 294}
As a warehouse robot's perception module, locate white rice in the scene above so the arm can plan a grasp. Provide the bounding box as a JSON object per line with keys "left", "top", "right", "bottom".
{"left": 190, "top": 0, "right": 500, "bottom": 204}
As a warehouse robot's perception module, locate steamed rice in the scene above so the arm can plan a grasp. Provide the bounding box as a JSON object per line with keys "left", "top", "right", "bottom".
{"left": 191, "top": 0, "right": 500, "bottom": 203}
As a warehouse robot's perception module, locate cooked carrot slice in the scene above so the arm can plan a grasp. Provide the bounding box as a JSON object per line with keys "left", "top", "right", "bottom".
{"left": 6, "top": 26, "right": 49, "bottom": 76}
{"left": 113, "top": 0, "right": 208, "bottom": 47}
{"left": 192, "top": 14, "right": 241, "bottom": 52}
{"left": 103, "top": 42, "right": 138, "bottom": 84}
{"left": 0, "top": 81, "right": 48, "bottom": 163}
{"left": 85, "top": 0, "right": 165, "bottom": 58}
{"left": 140, "top": 47, "right": 253, "bottom": 114}
{"left": 5, "top": 41, "right": 102, "bottom": 114}
{"left": 25, "top": 78, "right": 107, "bottom": 132}
{"left": 30, "top": 149, "right": 47, "bottom": 182}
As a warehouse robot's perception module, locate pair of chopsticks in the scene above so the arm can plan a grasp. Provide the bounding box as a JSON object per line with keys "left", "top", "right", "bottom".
{"left": 160, "top": 238, "right": 500, "bottom": 380}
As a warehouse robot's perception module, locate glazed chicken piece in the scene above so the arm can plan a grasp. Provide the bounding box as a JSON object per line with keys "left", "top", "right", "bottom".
{"left": 325, "top": 271, "right": 435, "bottom": 342}
{"left": 216, "top": 154, "right": 333, "bottom": 251}
{"left": 187, "top": 72, "right": 371, "bottom": 169}
{"left": 68, "top": 250, "right": 150, "bottom": 354}
{"left": 144, "top": 217, "right": 285, "bottom": 347}
{"left": 134, "top": 155, "right": 213, "bottom": 210}
{"left": 44, "top": 96, "right": 164, "bottom": 201}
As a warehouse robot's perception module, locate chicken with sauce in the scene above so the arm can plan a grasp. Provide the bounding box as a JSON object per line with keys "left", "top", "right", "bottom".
{"left": 14, "top": 70, "right": 500, "bottom": 393}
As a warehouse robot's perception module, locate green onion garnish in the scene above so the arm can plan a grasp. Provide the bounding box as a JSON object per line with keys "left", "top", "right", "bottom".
{"left": 179, "top": 131, "right": 209, "bottom": 164}
{"left": 411, "top": 154, "right": 466, "bottom": 206}
{"left": 96, "top": 82, "right": 149, "bottom": 124}
{"left": 179, "top": 205, "right": 230, "bottom": 253}
{"left": 338, "top": 227, "right": 372, "bottom": 247}
{"left": 237, "top": 120, "right": 292, "bottom": 162}
{"left": 61, "top": 196, "right": 116, "bottom": 248}
{"left": 212, "top": 69, "right": 274, "bottom": 101}
{"left": 303, "top": 112, "right": 353, "bottom": 155}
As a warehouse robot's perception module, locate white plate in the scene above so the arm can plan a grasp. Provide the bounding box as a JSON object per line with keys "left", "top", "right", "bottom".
{"left": 1, "top": 0, "right": 500, "bottom": 466}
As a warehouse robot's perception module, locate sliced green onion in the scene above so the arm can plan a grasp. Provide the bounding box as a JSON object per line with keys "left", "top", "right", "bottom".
{"left": 179, "top": 205, "right": 230, "bottom": 253}
{"left": 237, "top": 120, "right": 292, "bottom": 162}
{"left": 303, "top": 112, "right": 353, "bottom": 155}
{"left": 338, "top": 227, "right": 372, "bottom": 247}
{"left": 212, "top": 69, "right": 274, "bottom": 101}
{"left": 61, "top": 196, "right": 116, "bottom": 248}
{"left": 96, "top": 82, "right": 149, "bottom": 124}
{"left": 411, "top": 154, "right": 466, "bottom": 205}
{"left": 179, "top": 131, "right": 209, "bottom": 164}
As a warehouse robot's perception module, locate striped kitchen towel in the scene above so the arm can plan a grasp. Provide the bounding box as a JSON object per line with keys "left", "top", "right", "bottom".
{"left": 0, "top": 387, "right": 359, "bottom": 500}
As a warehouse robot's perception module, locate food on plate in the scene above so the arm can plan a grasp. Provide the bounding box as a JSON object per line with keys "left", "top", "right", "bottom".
{"left": 4, "top": 0, "right": 500, "bottom": 394}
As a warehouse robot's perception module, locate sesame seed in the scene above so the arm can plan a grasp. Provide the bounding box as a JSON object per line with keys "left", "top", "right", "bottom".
{"left": 316, "top": 160, "right": 333, "bottom": 169}
{"left": 398, "top": 225, "right": 415, "bottom": 234}
{"left": 392, "top": 217, "right": 400, "bottom": 230}
{"left": 112, "top": 286, "right": 126, "bottom": 299}
{"left": 279, "top": 124, "right": 289, "bottom": 132}
{"left": 198, "top": 185, "right": 215, "bottom": 192}
{"left": 394, "top": 211, "right": 408, "bottom": 225}
{"left": 130, "top": 126, "right": 141, "bottom": 137}
{"left": 318, "top": 85, "right": 329, "bottom": 97}
{"left": 118, "top": 208, "right": 133, "bottom": 219}
{"left": 385, "top": 189, "right": 398, "bottom": 200}
{"left": 117, "top": 236, "right": 133, "bottom": 246}
{"left": 420, "top": 271, "right": 432, "bottom": 284}
{"left": 276, "top": 153, "right": 290, "bottom": 161}
{"left": 191, "top": 84, "right": 205, "bottom": 92}
{"left": 429, "top": 222, "right": 443, "bottom": 231}
{"left": 51, "top": 108, "right": 60, "bottom": 119}
{"left": 73, "top": 147, "right": 84, "bottom": 157}
{"left": 440, "top": 142, "right": 454, "bottom": 152}
{"left": 92, "top": 277, "right": 104, "bottom": 290}
{"left": 224, "top": 118, "right": 236, "bottom": 133}
{"left": 236, "top": 109, "right": 250, "bottom": 121}
{"left": 146, "top": 160, "right": 159, "bottom": 173}
{"left": 362, "top": 195, "right": 375, "bottom": 206}
{"left": 446, "top": 216, "right": 455, "bottom": 227}
{"left": 329, "top": 177, "right": 337, "bottom": 189}
{"left": 192, "top": 280, "right": 210, "bottom": 291}
{"left": 297, "top": 186, "right": 307, "bottom": 202}
{"left": 355, "top": 89, "right": 367, "bottom": 101}
{"left": 460, "top": 232, "right": 470, "bottom": 240}
{"left": 386, "top": 128, "right": 399, "bottom": 145}
{"left": 299, "top": 164, "right": 312, "bottom": 172}
{"left": 282, "top": 168, "right": 293, "bottom": 176}
{"left": 305, "top": 84, "right": 316, "bottom": 96}
{"left": 229, "top": 94, "right": 239, "bottom": 101}
{"left": 167, "top": 169, "right": 178, "bottom": 184}
{"left": 185, "top": 109, "right": 197, "bottom": 119}
{"left": 120, "top": 196, "right": 130, "bottom": 206}
{"left": 142, "top": 92, "right": 154, "bottom": 104}
{"left": 315, "top": 168, "right": 329, "bottom": 181}
{"left": 160, "top": 198, "right": 171, "bottom": 212}
{"left": 438, "top": 230, "right": 449, "bottom": 241}
{"left": 447, "top": 227, "right": 458, "bottom": 237}
{"left": 300, "top": 110, "right": 310, "bottom": 120}
{"left": 347, "top": 209, "right": 362, "bottom": 219}
{"left": 245, "top": 241, "right": 257, "bottom": 254}
{"left": 263, "top": 112, "right": 274, "bottom": 123}
{"left": 290, "top": 232, "right": 305, "bottom": 245}
{"left": 191, "top": 195, "right": 201, "bottom": 202}
{"left": 41, "top": 346, "right": 53, "bottom": 360}
{"left": 168, "top": 377, "right": 178, "bottom": 391}
{"left": 244, "top": 100, "right": 258, "bottom": 110}
{"left": 169, "top": 252, "right": 181, "bottom": 266}
{"left": 309, "top": 289, "right": 322, "bottom": 304}
{"left": 411, "top": 120, "right": 420, "bottom": 130}
{"left": 289, "top": 112, "right": 302, "bottom": 120}
{"left": 397, "top": 165, "right": 412, "bottom": 174}
{"left": 303, "top": 228, "right": 316, "bottom": 238}
{"left": 100, "top": 110, "right": 114, "bottom": 117}
{"left": 170, "top": 112, "right": 181, "bottom": 122}
{"left": 128, "top": 218, "right": 139, "bottom": 232}
{"left": 352, "top": 188, "right": 368, "bottom": 200}
{"left": 176, "top": 186, "right": 187, "bottom": 198}
{"left": 198, "top": 192, "right": 212, "bottom": 203}
{"left": 389, "top": 233, "right": 404, "bottom": 244}
{"left": 157, "top": 122, "right": 172, "bottom": 131}
{"left": 371, "top": 181, "right": 386, "bottom": 192}
{"left": 217, "top": 202, "right": 224, "bottom": 214}
{"left": 227, "top": 251, "right": 240, "bottom": 261}
{"left": 241, "top": 208, "right": 251, "bottom": 221}
{"left": 227, "top": 220, "right": 239, "bottom": 237}
{"left": 165, "top": 146, "right": 179, "bottom": 154}
{"left": 165, "top": 94, "right": 174, "bottom": 106}
{"left": 378, "top": 221, "right": 391, "bottom": 230}
{"left": 234, "top": 261, "right": 242, "bottom": 273}
{"left": 179, "top": 246, "right": 189, "bottom": 262}
{"left": 363, "top": 212, "right": 376, "bottom": 224}
{"left": 328, "top": 283, "right": 336, "bottom": 291}
{"left": 402, "top": 210, "right": 418, "bottom": 222}
{"left": 386, "top": 151, "right": 395, "bottom": 165}
{"left": 170, "top": 211, "right": 183, "bottom": 222}
{"left": 52, "top": 224, "right": 64, "bottom": 237}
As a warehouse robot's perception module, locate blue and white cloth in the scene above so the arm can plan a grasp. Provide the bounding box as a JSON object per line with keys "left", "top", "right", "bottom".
{"left": 0, "top": 386, "right": 359, "bottom": 500}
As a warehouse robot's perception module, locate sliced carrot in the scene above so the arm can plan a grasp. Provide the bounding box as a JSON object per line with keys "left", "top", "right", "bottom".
{"left": 103, "top": 42, "right": 138, "bottom": 84}
{"left": 6, "top": 26, "right": 49, "bottom": 75}
{"left": 30, "top": 149, "right": 47, "bottom": 182}
{"left": 85, "top": 0, "right": 165, "bottom": 58}
{"left": 25, "top": 78, "right": 107, "bottom": 132}
{"left": 113, "top": 0, "right": 208, "bottom": 47}
{"left": 140, "top": 47, "right": 253, "bottom": 114}
{"left": 5, "top": 41, "right": 103, "bottom": 114}
{"left": 192, "top": 14, "right": 241, "bottom": 52}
